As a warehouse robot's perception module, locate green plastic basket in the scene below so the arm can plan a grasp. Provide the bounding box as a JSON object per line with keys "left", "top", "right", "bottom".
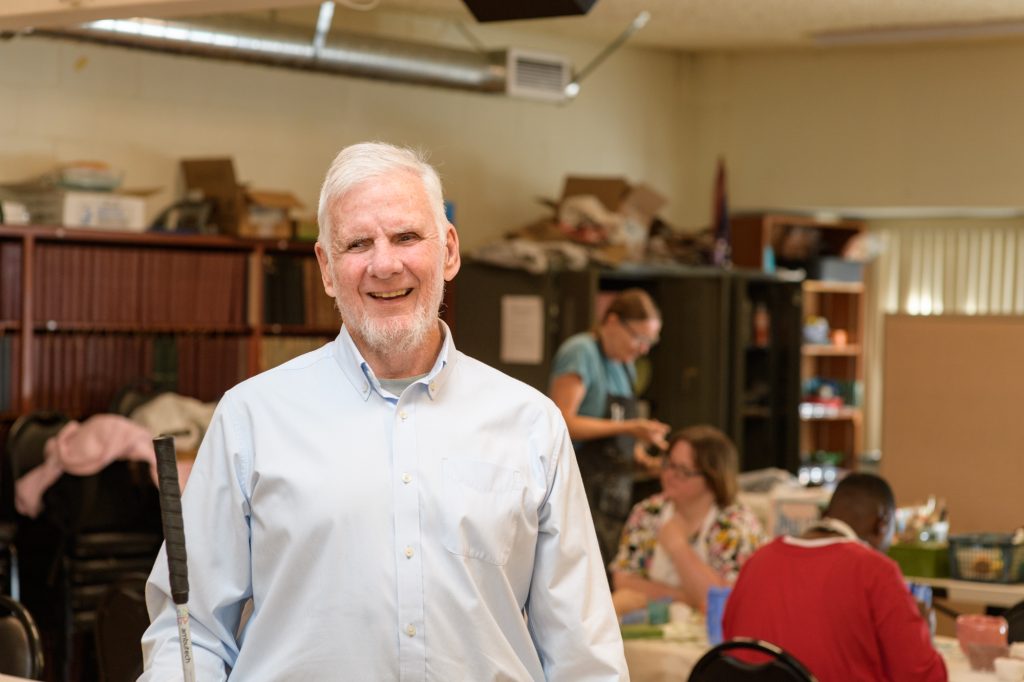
{"left": 948, "top": 533, "right": 1024, "bottom": 583}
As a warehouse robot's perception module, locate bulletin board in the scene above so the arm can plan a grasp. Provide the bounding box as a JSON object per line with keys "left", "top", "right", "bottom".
{"left": 881, "top": 314, "right": 1024, "bottom": 534}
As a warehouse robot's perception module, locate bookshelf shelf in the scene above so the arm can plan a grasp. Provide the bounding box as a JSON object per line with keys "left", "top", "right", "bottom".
{"left": 33, "top": 322, "right": 253, "bottom": 334}
{"left": 802, "top": 344, "right": 862, "bottom": 357}
{"left": 799, "top": 405, "right": 862, "bottom": 421}
{"left": 0, "top": 226, "right": 339, "bottom": 419}
{"left": 262, "top": 324, "right": 338, "bottom": 337}
{"left": 803, "top": 280, "right": 864, "bottom": 295}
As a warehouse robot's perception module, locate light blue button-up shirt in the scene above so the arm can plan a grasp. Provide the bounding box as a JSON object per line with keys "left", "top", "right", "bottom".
{"left": 141, "top": 323, "right": 628, "bottom": 681}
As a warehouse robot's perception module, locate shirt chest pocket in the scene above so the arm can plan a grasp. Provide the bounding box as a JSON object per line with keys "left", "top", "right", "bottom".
{"left": 440, "top": 458, "right": 525, "bottom": 566}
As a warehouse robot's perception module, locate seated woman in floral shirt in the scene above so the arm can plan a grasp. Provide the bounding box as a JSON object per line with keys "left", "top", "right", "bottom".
{"left": 610, "top": 425, "right": 765, "bottom": 612}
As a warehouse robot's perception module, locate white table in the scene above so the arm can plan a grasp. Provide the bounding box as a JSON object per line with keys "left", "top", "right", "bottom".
{"left": 909, "top": 576, "right": 1024, "bottom": 609}
{"left": 936, "top": 636, "right": 1000, "bottom": 681}
{"left": 623, "top": 634, "right": 997, "bottom": 681}
{"left": 624, "top": 638, "right": 708, "bottom": 682}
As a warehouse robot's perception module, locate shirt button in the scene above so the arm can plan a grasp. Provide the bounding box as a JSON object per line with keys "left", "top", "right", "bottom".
{"left": 405, "top": 624, "right": 416, "bottom": 637}
{"left": 404, "top": 546, "right": 414, "bottom": 558}
{"left": 402, "top": 473, "right": 412, "bottom": 484}
{"left": 429, "top": 381, "right": 437, "bottom": 392}
{"left": 399, "top": 410, "right": 407, "bottom": 421}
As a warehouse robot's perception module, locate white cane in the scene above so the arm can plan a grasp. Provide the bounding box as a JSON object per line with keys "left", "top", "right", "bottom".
{"left": 154, "top": 435, "right": 196, "bottom": 682}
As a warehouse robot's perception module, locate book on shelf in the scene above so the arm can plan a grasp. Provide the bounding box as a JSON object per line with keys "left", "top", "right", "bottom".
{"left": 0, "top": 334, "right": 10, "bottom": 412}
{"left": 0, "top": 242, "right": 21, "bottom": 320}
{"left": 260, "top": 336, "right": 329, "bottom": 372}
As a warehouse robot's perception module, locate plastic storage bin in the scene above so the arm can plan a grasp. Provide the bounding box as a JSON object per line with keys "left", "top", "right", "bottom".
{"left": 888, "top": 542, "right": 950, "bottom": 578}
{"left": 948, "top": 533, "right": 1024, "bottom": 583}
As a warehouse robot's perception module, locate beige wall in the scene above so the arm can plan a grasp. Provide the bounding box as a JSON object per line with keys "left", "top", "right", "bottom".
{"left": 0, "top": 32, "right": 686, "bottom": 250}
{"left": 682, "top": 40, "right": 1024, "bottom": 227}
{"left": 7, "top": 30, "right": 1024, "bottom": 245}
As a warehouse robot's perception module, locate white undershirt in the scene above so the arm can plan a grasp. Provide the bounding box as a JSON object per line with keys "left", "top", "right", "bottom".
{"left": 782, "top": 516, "right": 865, "bottom": 548}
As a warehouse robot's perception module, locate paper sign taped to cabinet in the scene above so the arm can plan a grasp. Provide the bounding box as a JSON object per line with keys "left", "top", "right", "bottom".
{"left": 500, "top": 295, "right": 544, "bottom": 365}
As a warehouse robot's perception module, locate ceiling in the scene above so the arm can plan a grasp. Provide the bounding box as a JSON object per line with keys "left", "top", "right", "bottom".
{"left": 8, "top": 0, "right": 1024, "bottom": 51}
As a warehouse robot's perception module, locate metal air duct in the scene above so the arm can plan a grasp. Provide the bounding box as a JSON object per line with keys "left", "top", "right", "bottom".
{"left": 30, "top": 16, "right": 524, "bottom": 95}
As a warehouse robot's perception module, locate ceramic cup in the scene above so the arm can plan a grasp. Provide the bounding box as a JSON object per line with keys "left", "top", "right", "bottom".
{"left": 957, "top": 614, "right": 1009, "bottom": 672}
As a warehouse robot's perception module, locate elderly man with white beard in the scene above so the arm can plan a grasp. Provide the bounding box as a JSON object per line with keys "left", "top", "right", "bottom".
{"left": 140, "top": 142, "right": 629, "bottom": 682}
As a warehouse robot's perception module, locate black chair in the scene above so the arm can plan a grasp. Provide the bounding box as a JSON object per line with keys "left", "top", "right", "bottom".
{"left": 5, "top": 411, "right": 72, "bottom": 601}
{"left": 688, "top": 638, "right": 818, "bottom": 682}
{"left": 108, "top": 380, "right": 168, "bottom": 418}
{"left": 7, "top": 411, "right": 162, "bottom": 682}
{"left": 0, "top": 593, "right": 45, "bottom": 679}
{"left": 94, "top": 574, "right": 149, "bottom": 682}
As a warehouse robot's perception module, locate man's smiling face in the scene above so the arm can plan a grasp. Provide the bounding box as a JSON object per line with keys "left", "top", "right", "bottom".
{"left": 315, "top": 167, "right": 458, "bottom": 358}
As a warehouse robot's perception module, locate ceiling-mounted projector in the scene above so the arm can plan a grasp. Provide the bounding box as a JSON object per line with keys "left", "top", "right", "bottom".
{"left": 461, "top": 0, "right": 598, "bottom": 22}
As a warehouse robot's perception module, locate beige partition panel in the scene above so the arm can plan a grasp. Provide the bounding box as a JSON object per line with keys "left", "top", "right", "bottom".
{"left": 882, "top": 314, "right": 1024, "bottom": 533}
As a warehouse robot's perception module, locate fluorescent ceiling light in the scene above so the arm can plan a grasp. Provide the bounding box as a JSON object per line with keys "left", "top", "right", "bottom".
{"left": 813, "top": 19, "right": 1024, "bottom": 47}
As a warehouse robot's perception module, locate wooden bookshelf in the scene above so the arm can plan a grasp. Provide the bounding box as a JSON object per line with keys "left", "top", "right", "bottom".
{"left": 730, "top": 212, "right": 867, "bottom": 468}
{"left": 0, "top": 225, "right": 337, "bottom": 420}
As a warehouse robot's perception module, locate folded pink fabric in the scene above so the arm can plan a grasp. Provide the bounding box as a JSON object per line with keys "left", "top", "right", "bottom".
{"left": 14, "top": 447, "right": 63, "bottom": 519}
{"left": 15, "top": 415, "right": 156, "bottom": 519}
{"left": 52, "top": 414, "right": 154, "bottom": 474}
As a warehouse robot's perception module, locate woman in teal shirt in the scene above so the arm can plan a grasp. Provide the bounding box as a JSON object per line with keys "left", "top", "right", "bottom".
{"left": 549, "top": 288, "right": 670, "bottom": 566}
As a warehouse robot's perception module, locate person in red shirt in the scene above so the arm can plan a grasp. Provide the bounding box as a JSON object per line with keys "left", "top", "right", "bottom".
{"left": 722, "top": 473, "right": 947, "bottom": 682}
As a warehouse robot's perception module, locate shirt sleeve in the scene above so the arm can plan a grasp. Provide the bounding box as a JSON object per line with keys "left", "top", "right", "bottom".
{"left": 871, "top": 558, "right": 948, "bottom": 682}
{"left": 525, "top": 412, "right": 628, "bottom": 681}
{"left": 552, "top": 336, "right": 586, "bottom": 379}
{"left": 139, "top": 393, "right": 254, "bottom": 681}
{"left": 706, "top": 507, "right": 766, "bottom": 583}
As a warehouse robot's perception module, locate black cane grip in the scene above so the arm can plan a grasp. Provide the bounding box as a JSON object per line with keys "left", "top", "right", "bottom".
{"left": 154, "top": 435, "right": 190, "bottom": 605}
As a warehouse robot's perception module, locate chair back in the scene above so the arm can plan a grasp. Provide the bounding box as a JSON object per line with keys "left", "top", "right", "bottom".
{"left": 108, "top": 380, "right": 167, "bottom": 417}
{"left": 1005, "top": 600, "right": 1024, "bottom": 644}
{"left": 0, "top": 593, "right": 44, "bottom": 679}
{"left": 688, "top": 637, "right": 818, "bottom": 682}
{"left": 6, "top": 411, "right": 70, "bottom": 482}
{"left": 94, "top": 575, "right": 149, "bottom": 682}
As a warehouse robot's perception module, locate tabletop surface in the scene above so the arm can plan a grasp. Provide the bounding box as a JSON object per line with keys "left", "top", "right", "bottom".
{"left": 908, "top": 576, "right": 1024, "bottom": 608}
{"left": 623, "top": 630, "right": 1000, "bottom": 682}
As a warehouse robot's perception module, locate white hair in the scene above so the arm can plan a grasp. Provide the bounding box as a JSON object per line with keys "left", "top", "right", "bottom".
{"left": 317, "top": 141, "right": 448, "bottom": 261}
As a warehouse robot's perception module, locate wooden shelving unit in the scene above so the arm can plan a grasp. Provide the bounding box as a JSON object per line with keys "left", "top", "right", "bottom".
{"left": 0, "top": 225, "right": 337, "bottom": 423}
{"left": 730, "top": 212, "right": 867, "bottom": 468}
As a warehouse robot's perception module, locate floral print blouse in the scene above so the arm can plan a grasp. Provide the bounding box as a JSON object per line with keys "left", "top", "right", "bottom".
{"left": 610, "top": 493, "right": 766, "bottom": 583}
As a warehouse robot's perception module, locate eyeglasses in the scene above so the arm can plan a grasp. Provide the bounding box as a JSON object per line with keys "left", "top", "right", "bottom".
{"left": 618, "top": 318, "right": 660, "bottom": 347}
{"left": 661, "top": 459, "right": 703, "bottom": 478}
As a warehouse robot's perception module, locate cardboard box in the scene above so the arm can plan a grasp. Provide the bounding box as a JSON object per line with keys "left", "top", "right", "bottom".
{"left": 561, "top": 176, "right": 667, "bottom": 227}
{"left": 181, "top": 158, "right": 303, "bottom": 238}
{"left": 242, "top": 190, "right": 303, "bottom": 239}
{"left": 61, "top": 191, "right": 147, "bottom": 231}
{"left": 1, "top": 183, "right": 149, "bottom": 231}
{"left": 181, "top": 158, "right": 242, "bottom": 235}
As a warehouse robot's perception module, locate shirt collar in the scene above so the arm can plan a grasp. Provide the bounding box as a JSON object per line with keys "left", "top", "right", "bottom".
{"left": 332, "top": 321, "right": 457, "bottom": 402}
{"left": 810, "top": 516, "right": 860, "bottom": 541}
{"left": 782, "top": 516, "right": 865, "bottom": 548}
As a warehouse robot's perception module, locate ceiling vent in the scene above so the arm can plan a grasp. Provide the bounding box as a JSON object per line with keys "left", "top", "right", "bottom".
{"left": 498, "top": 48, "right": 571, "bottom": 102}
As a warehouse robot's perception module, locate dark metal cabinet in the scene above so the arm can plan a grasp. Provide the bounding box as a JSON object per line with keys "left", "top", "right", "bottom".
{"left": 450, "top": 260, "right": 596, "bottom": 391}
{"left": 450, "top": 261, "right": 802, "bottom": 472}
